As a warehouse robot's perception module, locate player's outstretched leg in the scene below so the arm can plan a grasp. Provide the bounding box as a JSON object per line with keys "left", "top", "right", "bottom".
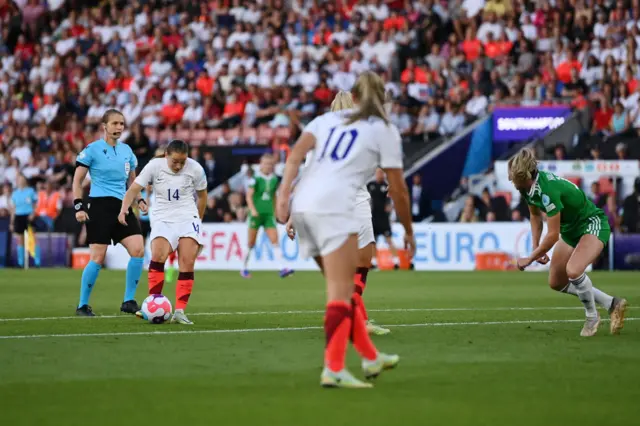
{"left": 566, "top": 234, "right": 611, "bottom": 337}
{"left": 354, "top": 266, "right": 390, "bottom": 336}
{"left": 241, "top": 227, "right": 258, "bottom": 279}
{"left": 551, "top": 239, "right": 627, "bottom": 335}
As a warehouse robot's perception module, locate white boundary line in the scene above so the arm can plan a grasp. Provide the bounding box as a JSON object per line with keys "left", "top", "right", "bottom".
{"left": 1, "top": 306, "right": 636, "bottom": 323}
{"left": 0, "top": 318, "right": 637, "bottom": 340}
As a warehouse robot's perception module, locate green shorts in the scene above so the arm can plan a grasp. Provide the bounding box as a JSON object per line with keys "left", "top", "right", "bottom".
{"left": 561, "top": 213, "right": 611, "bottom": 248}
{"left": 248, "top": 213, "right": 276, "bottom": 230}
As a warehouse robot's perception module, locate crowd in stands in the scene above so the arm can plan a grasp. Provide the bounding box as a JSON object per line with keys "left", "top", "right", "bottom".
{"left": 1, "top": 0, "right": 640, "bottom": 235}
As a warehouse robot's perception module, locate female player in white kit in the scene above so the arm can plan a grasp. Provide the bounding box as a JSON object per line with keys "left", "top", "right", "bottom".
{"left": 119, "top": 140, "right": 208, "bottom": 325}
{"left": 287, "top": 90, "right": 390, "bottom": 335}
{"left": 277, "top": 72, "right": 416, "bottom": 388}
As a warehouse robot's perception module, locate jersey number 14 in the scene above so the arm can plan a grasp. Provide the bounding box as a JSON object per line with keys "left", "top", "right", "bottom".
{"left": 167, "top": 189, "right": 180, "bottom": 201}
{"left": 318, "top": 127, "right": 359, "bottom": 161}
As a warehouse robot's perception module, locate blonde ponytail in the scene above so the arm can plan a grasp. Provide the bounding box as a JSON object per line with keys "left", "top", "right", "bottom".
{"left": 346, "top": 71, "right": 389, "bottom": 125}
{"left": 508, "top": 147, "right": 538, "bottom": 184}
{"left": 330, "top": 90, "right": 355, "bottom": 112}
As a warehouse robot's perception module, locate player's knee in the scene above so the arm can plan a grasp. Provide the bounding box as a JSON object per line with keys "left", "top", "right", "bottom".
{"left": 90, "top": 251, "right": 106, "bottom": 264}
{"left": 129, "top": 245, "right": 145, "bottom": 258}
{"left": 548, "top": 274, "right": 567, "bottom": 291}
{"left": 565, "top": 263, "right": 585, "bottom": 281}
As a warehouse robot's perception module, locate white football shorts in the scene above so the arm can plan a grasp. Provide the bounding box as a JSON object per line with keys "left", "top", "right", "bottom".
{"left": 292, "top": 212, "right": 359, "bottom": 258}
{"left": 150, "top": 219, "right": 203, "bottom": 251}
{"left": 354, "top": 200, "right": 374, "bottom": 249}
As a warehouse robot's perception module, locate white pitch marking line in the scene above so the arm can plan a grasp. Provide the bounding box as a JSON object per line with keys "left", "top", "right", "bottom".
{"left": 0, "top": 318, "right": 637, "bottom": 340}
{"left": 1, "top": 306, "right": 636, "bottom": 323}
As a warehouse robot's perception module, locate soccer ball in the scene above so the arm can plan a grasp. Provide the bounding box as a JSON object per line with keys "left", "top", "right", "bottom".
{"left": 140, "top": 294, "right": 172, "bottom": 324}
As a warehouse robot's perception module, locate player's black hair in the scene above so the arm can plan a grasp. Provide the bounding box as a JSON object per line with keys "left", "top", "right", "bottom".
{"left": 102, "top": 109, "right": 124, "bottom": 123}
{"left": 166, "top": 139, "right": 189, "bottom": 155}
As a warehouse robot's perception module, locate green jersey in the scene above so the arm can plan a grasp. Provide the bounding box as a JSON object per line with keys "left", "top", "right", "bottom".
{"left": 248, "top": 172, "right": 279, "bottom": 215}
{"left": 523, "top": 171, "right": 603, "bottom": 236}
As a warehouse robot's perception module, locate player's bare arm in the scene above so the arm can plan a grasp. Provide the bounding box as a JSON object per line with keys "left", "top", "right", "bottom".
{"left": 528, "top": 204, "right": 549, "bottom": 264}
{"left": 196, "top": 189, "right": 207, "bottom": 220}
{"left": 277, "top": 132, "right": 315, "bottom": 224}
{"left": 119, "top": 182, "right": 144, "bottom": 225}
{"left": 245, "top": 186, "right": 258, "bottom": 217}
{"left": 72, "top": 166, "right": 89, "bottom": 222}
{"left": 384, "top": 167, "right": 416, "bottom": 258}
{"left": 518, "top": 212, "right": 560, "bottom": 270}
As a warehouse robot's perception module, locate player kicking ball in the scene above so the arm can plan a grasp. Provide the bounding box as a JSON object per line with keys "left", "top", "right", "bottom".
{"left": 119, "top": 140, "right": 208, "bottom": 325}
{"left": 509, "top": 148, "right": 627, "bottom": 337}
{"left": 242, "top": 153, "right": 293, "bottom": 279}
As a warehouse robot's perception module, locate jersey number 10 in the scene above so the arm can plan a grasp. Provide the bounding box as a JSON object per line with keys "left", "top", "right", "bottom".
{"left": 318, "top": 127, "right": 359, "bottom": 161}
{"left": 167, "top": 189, "right": 180, "bottom": 201}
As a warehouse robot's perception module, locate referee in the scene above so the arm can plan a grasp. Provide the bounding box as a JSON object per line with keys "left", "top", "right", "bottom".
{"left": 368, "top": 169, "right": 400, "bottom": 270}
{"left": 73, "top": 109, "right": 147, "bottom": 316}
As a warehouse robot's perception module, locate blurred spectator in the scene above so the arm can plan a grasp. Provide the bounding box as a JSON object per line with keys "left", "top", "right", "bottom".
{"left": 35, "top": 180, "right": 62, "bottom": 231}
{"left": 410, "top": 173, "right": 430, "bottom": 222}
{"left": 621, "top": 178, "right": 640, "bottom": 233}
{"left": 0, "top": 183, "right": 11, "bottom": 218}
{"left": 201, "top": 151, "right": 219, "bottom": 191}
{"left": 458, "top": 196, "right": 479, "bottom": 223}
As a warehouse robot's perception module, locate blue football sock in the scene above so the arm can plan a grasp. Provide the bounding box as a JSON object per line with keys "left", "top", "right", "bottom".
{"left": 17, "top": 245, "right": 24, "bottom": 267}
{"left": 125, "top": 257, "right": 144, "bottom": 302}
{"left": 79, "top": 261, "right": 101, "bottom": 308}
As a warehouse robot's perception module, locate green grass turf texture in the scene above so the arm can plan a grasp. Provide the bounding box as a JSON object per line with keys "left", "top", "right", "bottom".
{"left": 0, "top": 269, "right": 639, "bottom": 426}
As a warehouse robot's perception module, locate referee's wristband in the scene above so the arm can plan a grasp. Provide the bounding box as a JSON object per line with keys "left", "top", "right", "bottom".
{"left": 74, "top": 199, "right": 85, "bottom": 212}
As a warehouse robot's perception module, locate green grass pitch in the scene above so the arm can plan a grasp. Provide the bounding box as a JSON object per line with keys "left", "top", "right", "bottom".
{"left": 1, "top": 269, "right": 639, "bottom": 426}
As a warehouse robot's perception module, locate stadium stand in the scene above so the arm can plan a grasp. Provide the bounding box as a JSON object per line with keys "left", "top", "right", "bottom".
{"left": 0, "top": 0, "right": 639, "bottom": 246}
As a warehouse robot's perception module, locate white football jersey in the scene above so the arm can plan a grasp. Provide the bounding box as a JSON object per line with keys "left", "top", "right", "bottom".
{"left": 293, "top": 109, "right": 403, "bottom": 215}
{"left": 134, "top": 157, "right": 207, "bottom": 223}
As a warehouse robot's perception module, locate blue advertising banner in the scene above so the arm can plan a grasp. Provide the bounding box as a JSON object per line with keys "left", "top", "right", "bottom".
{"left": 613, "top": 233, "right": 640, "bottom": 270}
{"left": 492, "top": 106, "right": 571, "bottom": 142}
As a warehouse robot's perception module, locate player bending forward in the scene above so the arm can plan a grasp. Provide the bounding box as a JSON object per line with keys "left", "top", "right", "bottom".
{"left": 119, "top": 140, "right": 208, "bottom": 325}
{"left": 242, "top": 153, "right": 293, "bottom": 278}
{"left": 277, "top": 72, "right": 416, "bottom": 388}
{"left": 287, "top": 90, "right": 390, "bottom": 336}
{"left": 510, "top": 148, "right": 627, "bottom": 337}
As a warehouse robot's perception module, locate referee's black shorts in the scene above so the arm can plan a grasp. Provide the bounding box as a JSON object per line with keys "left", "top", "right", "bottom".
{"left": 13, "top": 214, "right": 31, "bottom": 235}
{"left": 372, "top": 214, "right": 392, "bottom": 238}
{"left": 86, "top": 197, "right": 142, "bottom": 245}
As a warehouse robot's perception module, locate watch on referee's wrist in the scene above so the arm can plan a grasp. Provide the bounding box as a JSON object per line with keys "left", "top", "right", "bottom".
{"left": 74, "top": 199, "right": 85, "bottom": 212}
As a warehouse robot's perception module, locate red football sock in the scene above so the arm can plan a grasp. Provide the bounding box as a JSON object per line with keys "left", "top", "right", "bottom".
{"left": 351, "top": 297, "right": 378, "bottom": 361}
{"left": 176, "top": 271, "right": 194, "bottom": 310}
{"left": 148, "top": 260, "right": 165, "bottom": 295}
{"left": 353, "top": 267, "right": 369, "bottom": 320}
{"left": 324, "top": 300, "right": 352, "bottom": 373}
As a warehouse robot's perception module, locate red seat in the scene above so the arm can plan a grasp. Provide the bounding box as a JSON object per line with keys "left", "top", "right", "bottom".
{"left": 205, "top": 129, "right": 224, "bottom": 145}
{"left": 158, "top": 129, "right": 175, "bottom": 144}
{"left": 257, "top": 126, "right": 274, "bottom": 144}
{"left": 274, "top": 127, "right": 292, "bottom": 141}
{"left": 191, "top": 129, "right": 207, "bottom": 146}
{"left": 174, "top": 128, "right": 191, "bottom": 142}
{"left": 224, "top": 127, "right": 241, "bottom": 143}
{"left": 240, "top": 126, "right": 257, "bottom": 142}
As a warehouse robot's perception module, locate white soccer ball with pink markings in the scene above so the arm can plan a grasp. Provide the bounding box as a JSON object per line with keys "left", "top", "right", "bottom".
{"left": 140, "top": 294, "right": 173, "bottom": 324}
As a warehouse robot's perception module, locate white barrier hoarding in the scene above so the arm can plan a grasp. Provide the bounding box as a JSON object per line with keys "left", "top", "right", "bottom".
{"left": 105, "top": 222, "right": 557, "bottom": 271}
